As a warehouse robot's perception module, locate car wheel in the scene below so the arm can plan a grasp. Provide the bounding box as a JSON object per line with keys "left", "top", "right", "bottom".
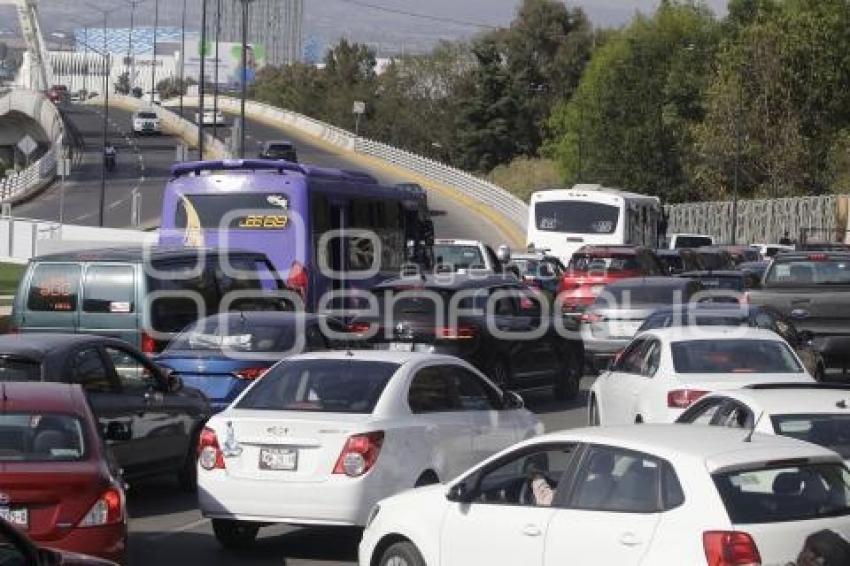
{"left": 177, "top": 430, "right": 200, "bottom": 492}
{"left": 212, "top": 519, "right": 259, "bottom": 549}
{"left": 380, "top": 541, "right": 426, "bottom": 566}
{"left": 488, "top": 358, "right": 510, "bottom": 389}
{"left": 554, "top": 347, "right": 581, "bottom": 401}
{"left": 588, "top": 396, "right": 600, "bottom": 426}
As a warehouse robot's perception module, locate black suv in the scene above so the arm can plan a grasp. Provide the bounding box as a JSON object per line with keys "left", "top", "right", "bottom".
{"left": 258, "top": 140, "right": 298, "bottom": 162}
{"left": 0, "top": 333, "right": 210, "bottom": 489}
{"left": 347, "top": 275, "right": 584, "bottom": 401}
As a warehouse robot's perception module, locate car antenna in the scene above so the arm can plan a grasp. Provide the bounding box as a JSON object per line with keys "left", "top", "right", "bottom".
{"left": 744, "top": 411, "right": 765, "bottom": 443}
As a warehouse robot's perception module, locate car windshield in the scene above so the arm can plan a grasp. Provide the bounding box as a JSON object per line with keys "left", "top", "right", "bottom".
{"left": 599, "top": 283, "right": 691, "bottom": 306}
{"left": 765, "top": 259, "right": 850, "bottom": 286}
{"left": 236, "top": 359, "right": 398, "bottom": 413}
{"left": 434, "top": 245, "right": 486, "bottom": 270}
{"left": 570, "top": 254, "right": 640, "bottom": 273}
{"left": 713, "top": 463, "right": 850, "bottom": 524}
{"left": 671, "top": 339, "right": 803, "bottom": 373}
{"left": 0, "top": 413, "right": 85, "bottom": 462}
{"left": 772, "top": 415, "right": 850, "bottom": 459}
{"left": 167, "top": 317, "right": 299, "bottom": 353}
{"left": 534, "top": 201, "right": 619, "bottom": 234}
{"left": 675, "top": 236, "right": 713, "bottom": 248}
{"left": 0, "top": 358, "right": 41, "bottom": 382}
{"left": 137, "top": 112, "right": 157, "bottom": 119}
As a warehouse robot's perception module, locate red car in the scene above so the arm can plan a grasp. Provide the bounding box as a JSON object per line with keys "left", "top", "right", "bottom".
{"left": 557, "top": 245, "right": 664, "bottom": 316}
{"left": 0, "top": 517, "right": 117, "bottom": 565}
{"left": 0, "top": 383, "right": 127, "bottom": 563}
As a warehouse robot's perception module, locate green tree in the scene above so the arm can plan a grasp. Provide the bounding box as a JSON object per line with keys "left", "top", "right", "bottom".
{"left": 114, "top": 72, "right": 131, "bottom": 95}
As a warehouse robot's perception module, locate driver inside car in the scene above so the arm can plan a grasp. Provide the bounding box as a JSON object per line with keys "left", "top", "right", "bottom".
{"left": 525, "top": 454, "right": 555, "bottom": 506}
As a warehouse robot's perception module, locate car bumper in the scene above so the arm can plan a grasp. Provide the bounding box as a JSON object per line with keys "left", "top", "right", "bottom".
{"left": 38, "top": 524, "right": 127, "bottom": 564}
{"left": 198, "top": 470, "right": 389, "bottom": 527}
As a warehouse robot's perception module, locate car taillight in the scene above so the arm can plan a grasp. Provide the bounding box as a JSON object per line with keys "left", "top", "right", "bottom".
{"left": 667, "top": 389, "right": 709, "bottom": 408}
{"left": 580, "top": 313, "right": 604, "bottom": 324}
{"left": 559, "top": 280, "right": 580, "bottom": 292}
{"left": 287, "top": 261, "right": 309, "bottom": 299}
{"left": 234, "top": 367, "right": 267, "bottom": 380}
{"left": 808, "top": 253, "right": 829, "bottom": 262}
{"left": 703, "top": 531, "right": 761, "bottom": 566}
{"left": 347, "top": 321, "right": 373, "bottom": 335}
{"left": 333, "top": 431, "right": 384, "bottom": 477}
{"left": 435, "top": 325, "right": 477, "bottom": 340}
{"left": 198, "top": 427, "right": 225, "bottom": 470}
{"left": 141, "top": 331, "right": 158, "bottom": 354}
{"left": 79, "top": 487, "right": 124, "bottom": 527}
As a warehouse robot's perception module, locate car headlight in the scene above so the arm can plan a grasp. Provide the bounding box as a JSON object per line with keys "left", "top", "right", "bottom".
{"left": 365, "top": 505, "right": 380, "bottom": 529}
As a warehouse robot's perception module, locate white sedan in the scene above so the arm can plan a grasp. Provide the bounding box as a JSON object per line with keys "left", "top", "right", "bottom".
{"left": 360, "top": 425, "right": 850, "bottom": 566}
{"left": 677, "top": 382, "right": 850, "bottom": 464}
{"left": 589, "top": 327, "right": 815, "bottom": 425}
{"left": 197, "top": 350, "right": 542, "bottom": 548}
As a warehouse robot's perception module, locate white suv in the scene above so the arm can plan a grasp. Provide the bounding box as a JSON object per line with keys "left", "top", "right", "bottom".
{"left": 197, "top": 350, "right": 541, "bottom": 548}
{"left": 131, "top": 109, "right": 161, "bottom": 135}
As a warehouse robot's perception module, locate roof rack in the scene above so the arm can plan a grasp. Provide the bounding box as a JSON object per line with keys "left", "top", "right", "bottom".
{"left": 745, "top": 383, "right": 850, "bottom": 391}
{"left": 171, "top": 159, "right": 306, "bottom": 178}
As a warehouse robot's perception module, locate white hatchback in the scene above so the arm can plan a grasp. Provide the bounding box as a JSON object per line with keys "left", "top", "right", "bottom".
{"left": 360, "top": 425, "right": 850, "bottom": 566}
{"left": 589, "top": 326, "right": 815, "bottom": 425}
{"left": 677, "top": 383, "right": 850, "bottom": 465}
{"left": 197, "top": 350, "right": 542, "bottom": 548}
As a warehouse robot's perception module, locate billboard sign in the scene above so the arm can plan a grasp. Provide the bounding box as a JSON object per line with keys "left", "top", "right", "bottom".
{"left": 185, "top": 41, "right": 266, "bottom": 87}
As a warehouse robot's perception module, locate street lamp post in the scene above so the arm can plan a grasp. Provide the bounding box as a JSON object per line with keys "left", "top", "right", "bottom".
{"left": 212, "top": 0, "right": 220, "bottom": 140}
{"left": 150, "top": 0, "right": 159, "bottom": 105}
{"left": 179, "top": 0, "right": 187, "bottom": 117}
{"left": 199, "top": 0, "right": 208, "bottom": 159}
{"left": 126, "top": 0, "right": 144, "bottom": 91}
{"left": 239, "top": 0, "right": 255, "bottom": 158}
{"left": 100, "top": 10, "right": 110, "bottom": 227}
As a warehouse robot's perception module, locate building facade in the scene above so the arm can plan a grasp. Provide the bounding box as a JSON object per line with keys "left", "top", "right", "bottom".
{"left": 206, "top": 0, "right": 303, "bottom": 67}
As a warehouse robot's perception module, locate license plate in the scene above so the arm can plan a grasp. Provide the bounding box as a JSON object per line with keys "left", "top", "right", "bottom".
{"left": 259, "top": 447, "right": 298, "bottom": 471}
{"left": 0, "top": 507, "right": 28, "bottom": 528}
{"left": 389, "top": 342, "right": 413, "bottom": 352}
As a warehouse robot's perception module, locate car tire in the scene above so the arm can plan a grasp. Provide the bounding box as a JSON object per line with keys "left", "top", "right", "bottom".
{"left": 212, "top": 519, "right": 259, "bottom": 549}
{"left": 379, "top": 541, "right": 426, "bottom": 566}
{"left": 588, "top": 396, "right": 600, "bottom": 426}
{"left": 554, "top": 346, "right": 581, "bottom": 401}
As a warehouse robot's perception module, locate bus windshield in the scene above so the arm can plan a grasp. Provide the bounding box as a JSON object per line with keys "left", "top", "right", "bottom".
{"left": 535, "top": 201, "right": 619, "bottom": 234}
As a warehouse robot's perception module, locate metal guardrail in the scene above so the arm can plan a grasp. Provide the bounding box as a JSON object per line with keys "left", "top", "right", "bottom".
{"left": 0, "top": 146, "right": 58, "bottom": 201}
{"left": 665, "top": 195, "right": 842, "bottom": 245}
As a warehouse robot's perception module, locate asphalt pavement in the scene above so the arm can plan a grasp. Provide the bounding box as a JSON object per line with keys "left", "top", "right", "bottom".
{"left": 176, "top": 106, "right": 514, "bottom": 247}
{"left": 11, "top": 104, "right": 179, "bottom": 228}
{"left": 124, "top": 377, "right": 593, "bottom": 566}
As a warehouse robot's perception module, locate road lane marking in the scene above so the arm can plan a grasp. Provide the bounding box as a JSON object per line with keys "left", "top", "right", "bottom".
{"left": 144, "top": 518, "right": 210, "bottom": 541}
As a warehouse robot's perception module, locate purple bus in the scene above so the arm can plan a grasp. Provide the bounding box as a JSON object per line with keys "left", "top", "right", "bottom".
{"left": 159, "top": 159, "right": 434, "bottom": 310}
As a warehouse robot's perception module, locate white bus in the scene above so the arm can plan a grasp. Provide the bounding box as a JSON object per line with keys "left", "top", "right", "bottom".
{"left": 527, "top": 184, "right": 662, "bottom": 264}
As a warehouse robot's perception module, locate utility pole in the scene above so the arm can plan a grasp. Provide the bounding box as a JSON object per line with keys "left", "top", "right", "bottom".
{"left": 99, "top": 10, "right": 109, "bottom": 227}
{"left": 239, "top": 0, "right": 254, "bottom": 158}
{"left": 150, "top": 0, "right": 159, "bottom": 105}
{"left": 212, "top": 0, "right": 220, "bottom": 140}
{"left": 732, "top": 70, "right": 742, "bottom": 246}
{"left": 126, "top": 0, "right": 143, "bottom": 91}
{"left": 199, "top": 0, "right": 207, "bottom": 159}
{"left": 178, "top": 0, "right": 187, "bottom": 117}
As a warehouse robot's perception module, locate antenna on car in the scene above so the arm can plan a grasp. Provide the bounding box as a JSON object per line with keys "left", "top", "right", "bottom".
{"left": 743, "top": 411, "right": 765, "bottom": 443}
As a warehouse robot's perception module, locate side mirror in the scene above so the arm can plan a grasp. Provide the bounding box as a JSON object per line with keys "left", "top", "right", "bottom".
{"left": 446, "top": 481, "right": 473, "bottom": 503}
{"left": 503, "top": 391, "right": 524, "bottom": 410}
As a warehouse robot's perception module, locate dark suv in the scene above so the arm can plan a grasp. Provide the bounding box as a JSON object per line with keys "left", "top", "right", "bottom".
{"left": 347, "top": 275, "right": 584, "bottom": 401}
{"left": 258, "top": 140, "right": 298, "bottom": 162}
{"left": 11, "top": 247, "right": 288, "bottom": 353}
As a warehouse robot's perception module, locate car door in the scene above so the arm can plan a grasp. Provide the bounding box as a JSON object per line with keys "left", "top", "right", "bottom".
{"left": 448, "top": 365, "right": 521, "bottom": 463}
{"left": 544, "top": 445, "right": 669, "bottom": 566}
{"left": 488, "top": 287, "right": 542, "bottom": 383}
{"left": 406, "top": 364, "right": 476, "bottom": 479}
{"left": 441, "top": 443, "right": 578, "bottom": 566}
{"left": 65, "top": 346, "right": 132, "bottom": 466}
{"left": 103, "top": 344, "right": 189, "bottom": 472}
{"left": 597, "top": 339, "right": 647, "bottom": 424}
{"left": 78, "top": 263, "right": 138, "bottom": 345}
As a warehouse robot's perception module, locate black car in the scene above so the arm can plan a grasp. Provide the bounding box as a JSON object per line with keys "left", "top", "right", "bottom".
{"left": 693, "top": 247, "right": 737, "bottom": 271}
{"left": 738, "top": 260, "right": 770, "bottom": 279}
{"left": 654, "top": 248, "right": 704, "bottom": 275}
{"left": 347, "top": 275, "right": 584, "bottom": 401}
{"left": 258, "top": 140, "right": 298, "bottom": 162}
{"left": 638, "top": 303, "right": 826, "bottom": 380}
{"left": 0, "top": 333, "right": 210, "bottom": 489}
{"left": 679, "top": 270, "right": 760, "bottom": 303}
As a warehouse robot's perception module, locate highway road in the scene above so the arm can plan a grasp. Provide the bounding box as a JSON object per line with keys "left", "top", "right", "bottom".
{"left": 125, "top": 379, "right": 592, "bottom": 566}
{"left": 177, "top": 106, "right": 514, "bottom": 247}
{"left": 11, "top": 104, "right": 179, "bottom": 228}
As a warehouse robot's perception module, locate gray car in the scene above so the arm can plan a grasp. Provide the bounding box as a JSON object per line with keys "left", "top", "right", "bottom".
{"left": 581, "top": 277, "right": 702, "bottom": 371}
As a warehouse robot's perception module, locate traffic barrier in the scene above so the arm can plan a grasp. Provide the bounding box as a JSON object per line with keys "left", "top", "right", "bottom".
{"left": 165, "top": 96, "right": 528, "bottom": 245}
{"left": 88, "top": 94, "right": 230, "bottom": 159}
{"left": 0, "top": 146, "right": 58, "bottom": 202}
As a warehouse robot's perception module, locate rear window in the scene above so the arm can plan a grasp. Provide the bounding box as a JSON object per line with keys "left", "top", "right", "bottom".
{"left": 697, "top": 252, "right": 732, "bottom": 271}
{"left": 772, "top": 415, "right": 850, "bottom": 459}
{"left": 570, "top": 254, "right": 640, "bottom": 273}
{"left": 671, "top": 339, "right": 803, "bottom": 374}
{"left": 765, "top": 259, "right": 850, "bottom": 286}
{"left": 434, "top": 245, "right": 486, "bottom": 271}
{"left": 175, "top": 192, "right": 291, "bottom": 230}
{"left": 640, "top": 312, "right": 748, "bottom": 331}
{"left": 83, "top": 265, "right": 134, "bottom": 313}
{"left": 674, "top": 236, "right": 712, "bottom": 248}
{"left": 236, "top": 360, "right": 397, "bottom": 413}
{"left": 26, "top": 264, "right": 81, "bottom": 312}
{"left": 0, "top": 413, "right": 85, "bottom": 462}
{"left": 599, "top": 283, "right": 694, "bottom": 306}
{"left": 713, "top": 463, "right": 850, "bottom": 524}
{"left": 167, "top": 317, "right": 301, "bottom": 353}
{"left": 534, "top": 201, "right": 619, "bottom": 234}
{"left": 0, "top": 358, "right": 41, "bottom": 382}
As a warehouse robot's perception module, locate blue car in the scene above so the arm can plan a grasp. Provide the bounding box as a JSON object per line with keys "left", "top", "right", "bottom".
{"left": 155, "top": 312, "right": 346, "bottom": 413}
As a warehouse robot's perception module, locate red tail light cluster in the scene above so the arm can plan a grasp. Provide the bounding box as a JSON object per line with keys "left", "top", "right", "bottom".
{"left": 141, "top": 331, "right": 158, "bottom": 354}
{"left": 333, "top": 431, "right": 384, "bottom": 477}
{"left": 198, "top": 427, "right": 226, "bottom": 470}
{"left": 435, "top": 325, "right": 478, "bottom": 340}
{"left": 580, "top": 313, "right": 605, "bottom": 324}
{"left": 234, "top": 367, "right": 268, "bottom": 381}
{"left": 347, "top": 322, "right": 374, "bottom": 335}
{"left": 667, "top": 389, "right": 709, "bottom": 408}
{"left": 287, "top": 261, "right": 309, "bottom": 299}
{"left": 703, "top": 531, "right": 761, "bottom": 566}
{"left": 79, "top": 487, "right": 124, "bottom": 527}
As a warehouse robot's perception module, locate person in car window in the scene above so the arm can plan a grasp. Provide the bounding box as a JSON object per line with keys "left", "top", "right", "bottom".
{"left": 525, "top": 455, "right": 555, "bottom": 506}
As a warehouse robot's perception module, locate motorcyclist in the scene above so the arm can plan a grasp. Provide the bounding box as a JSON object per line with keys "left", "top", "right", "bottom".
{"left": 104, "top": 143, "right": 117, "bottom": 171}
